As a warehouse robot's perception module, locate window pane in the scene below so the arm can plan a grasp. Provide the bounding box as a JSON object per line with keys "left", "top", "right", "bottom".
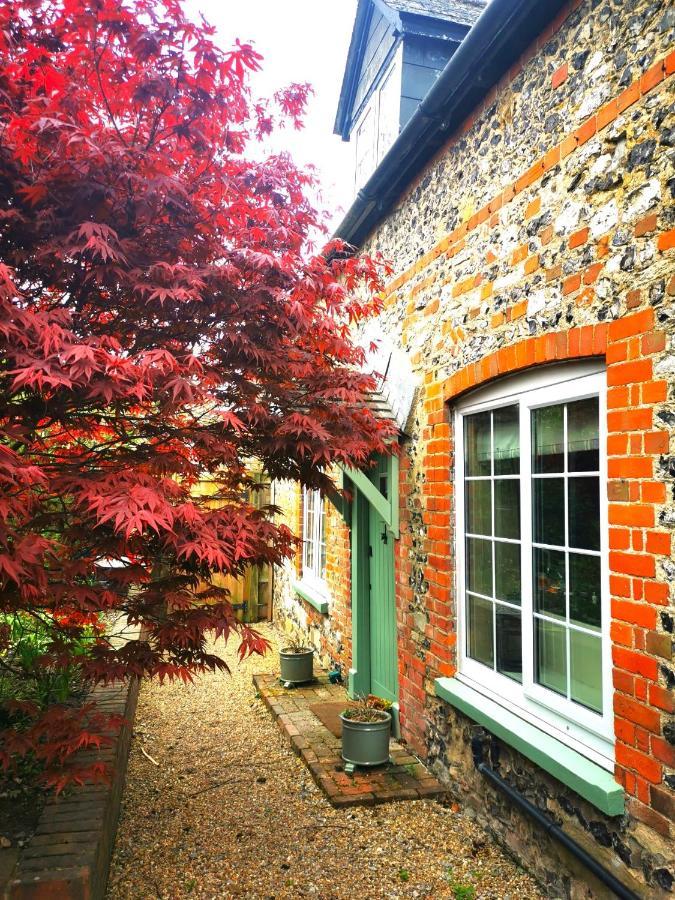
{"left": 570, "top": 631, "right": 602, "bottom": 712}
{"left": 494, "top": 405, "right": 520, "bottom": 475}
{"left": 466, "top": 480, "right": 492, "bottom": 536}
{"left": 496, "top": 607, "right": 522, "bottom": 682}
{"left": 466, "top": 537, "right": 493, "bottom": 597}
{"left": 495, "top": 541, "right": 521, "bottom": 605}
{"left": 533, "top": 547, "right": 566, "bottom": 619}
{"left": 536, "top": 618, "right": 567, "bottom": 697}
{"left": 532, "top": 404, "right": 564, "bottom": 473}
{"left": 465, "top": 411, "right": 491, "bottom": 476}
{"left": 468, "top": 594, "right": 494, "bottom": 667}
{"left": 533, "top": 477, "right": 565, "bottom": 546}
{"left": 568, "top": 397, "right": 599, "bottom": 472}
{"left": 569, "top": 553, "right": 601, "bottom": 630}
{"left": 495, "top": 479, "right": 520, "bottom": 539}
{"left": 568, "top": 477, "right": 600, "bottom": 550}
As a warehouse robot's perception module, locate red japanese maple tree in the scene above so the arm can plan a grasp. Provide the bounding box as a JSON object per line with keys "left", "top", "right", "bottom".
{"left": 0, "top": 0, "right": 393, "bottom": 789}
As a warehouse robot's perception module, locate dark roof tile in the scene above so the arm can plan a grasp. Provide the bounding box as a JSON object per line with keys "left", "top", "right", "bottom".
{"left": 383, "top": 0, "right": 487, "bottom": 27}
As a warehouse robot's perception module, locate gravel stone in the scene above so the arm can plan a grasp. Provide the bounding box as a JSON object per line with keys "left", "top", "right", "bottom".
{"left": 107, "top": 625, "right": 544, "bottom": 899}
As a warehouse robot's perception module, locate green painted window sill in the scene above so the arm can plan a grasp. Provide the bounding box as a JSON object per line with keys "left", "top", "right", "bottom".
{"left": 293, "top": 580, "right": 329, "bottom": 615}
{"left": 434, "top": 677, "right": 624, "bottom": 817}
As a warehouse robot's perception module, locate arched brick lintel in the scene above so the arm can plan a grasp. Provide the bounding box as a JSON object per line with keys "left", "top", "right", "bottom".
{"left": 442, "top": 324, "right": 609, "bottom": 402}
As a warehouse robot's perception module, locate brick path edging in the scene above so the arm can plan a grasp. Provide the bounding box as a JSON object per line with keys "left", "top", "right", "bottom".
{"left": 4, "top": 678, "right": 140, "bottom": 900}
{"left": 254, "top": 673, "right": 447, "bottom": 808}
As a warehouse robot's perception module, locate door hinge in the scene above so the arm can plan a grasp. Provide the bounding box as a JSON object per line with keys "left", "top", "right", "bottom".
{"left": 368, "top": 545, "right": 373, "bottom": 557}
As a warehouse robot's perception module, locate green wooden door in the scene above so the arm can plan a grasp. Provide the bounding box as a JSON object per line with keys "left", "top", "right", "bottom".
{"left": 367, "top": 459, "right": 398, "bottom": 702}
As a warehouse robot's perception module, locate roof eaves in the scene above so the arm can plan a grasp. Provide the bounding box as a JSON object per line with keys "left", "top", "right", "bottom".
{"left": 398, "top": 11, "right": 470, "bottom": 42}
{"left": 333, "top": 0, "right": 374, "bottom": 139}
{"left": 334, "top": 0, "right": 571, "bottom": 247}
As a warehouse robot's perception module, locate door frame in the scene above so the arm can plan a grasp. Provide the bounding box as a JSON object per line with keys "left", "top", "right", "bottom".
{"left": 343, "top": 454, "right": 400, "bottom": 735}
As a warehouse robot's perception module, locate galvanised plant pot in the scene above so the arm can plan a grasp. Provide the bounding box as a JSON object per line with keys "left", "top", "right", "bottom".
{"left": 279, "top": 647, "right": 314, "bottom": 684}
{"left": 340, "top": 710, "right": 392, "bottom": 767}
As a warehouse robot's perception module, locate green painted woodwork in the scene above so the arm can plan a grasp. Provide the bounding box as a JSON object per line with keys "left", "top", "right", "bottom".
{"left": 349, "top": 454, "right": 399, "bottom": 710}
{"left": 293, "top": 580, "right": 329, "bottom": 615}
{"left": 345, "top": 465, "right": 391, "bottom": 526}
{"left": 434, "top": 677, "right": 624, "bottom": 816}
{"left": 349, "top": 488, "right": 371, "bottom": 698}
{"left": 389, "top": 453, "right": 399, "bottom": 536}
{"left": 368, "top": 469, "right": 398, "bottom": 702}
{"left": 342, "top": 456, "right": 399, "bottom": 537}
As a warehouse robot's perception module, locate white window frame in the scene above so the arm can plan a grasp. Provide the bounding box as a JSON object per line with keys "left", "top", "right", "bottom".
{"left": 455, "top": 361, "right": 614, "bottom": 770}
{"left": 301, "top": 487, "right": 327, "bottom": 594}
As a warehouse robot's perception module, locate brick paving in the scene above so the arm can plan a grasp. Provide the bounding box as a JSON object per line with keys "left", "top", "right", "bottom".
{"left": 253, "top": 672, "right": 446, "bottom": 808}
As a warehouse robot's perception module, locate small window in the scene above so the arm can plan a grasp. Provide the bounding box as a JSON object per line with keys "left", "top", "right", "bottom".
{"left": 456, "top": 363, "right": 612, "bottom": 769}
{"left": 302, "top": 487, "right": 327, "bottom": 591}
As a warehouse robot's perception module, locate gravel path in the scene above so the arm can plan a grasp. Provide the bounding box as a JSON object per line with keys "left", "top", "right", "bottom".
{"left": 108, "top": 624, "right": 544, "bottom": 900}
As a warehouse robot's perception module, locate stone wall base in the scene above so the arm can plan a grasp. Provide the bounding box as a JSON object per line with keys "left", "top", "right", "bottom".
{"left": 427, "top": 698, "right": 672, "bottom": 899}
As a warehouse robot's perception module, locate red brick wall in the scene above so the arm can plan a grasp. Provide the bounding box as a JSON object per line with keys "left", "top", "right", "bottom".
{"left": 397, "top": 313, "right": 673, "bottom": 840}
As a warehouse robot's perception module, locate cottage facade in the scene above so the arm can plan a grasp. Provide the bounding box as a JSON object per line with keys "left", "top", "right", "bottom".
{"left": 273, "top": 0, "right": 675, "bottom": 895}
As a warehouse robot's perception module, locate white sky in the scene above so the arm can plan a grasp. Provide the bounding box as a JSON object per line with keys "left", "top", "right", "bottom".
{"left": 185, "top": 0, "right": 359, "bottom": 233}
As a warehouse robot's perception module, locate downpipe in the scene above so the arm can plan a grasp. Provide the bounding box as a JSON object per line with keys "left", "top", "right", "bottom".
{"left": 471, "top": 734, "right": 639, "bottom": 900}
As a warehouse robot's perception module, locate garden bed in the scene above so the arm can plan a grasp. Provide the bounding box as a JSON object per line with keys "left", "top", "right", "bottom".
{"left": 3, "top": 678, "right": 139, "bottom": 900}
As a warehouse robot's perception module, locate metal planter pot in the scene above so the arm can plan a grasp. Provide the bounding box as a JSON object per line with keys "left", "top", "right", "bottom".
{"left": 279, "top": 648, "right": 314, "bottom": 684}
{"left": 340, "top": 711, "right": 392, "bottom": 767}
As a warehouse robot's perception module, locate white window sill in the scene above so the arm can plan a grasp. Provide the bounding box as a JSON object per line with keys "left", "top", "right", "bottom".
{"left": 293, "top": 579, "right": 329, "bottom": 615}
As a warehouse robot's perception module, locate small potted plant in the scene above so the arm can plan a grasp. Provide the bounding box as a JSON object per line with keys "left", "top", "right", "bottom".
{"left": 340, "top": 694, "right": 392, "bottom": 769}
{"left": 279, "top": 633, "right": 314, "bottom": 685}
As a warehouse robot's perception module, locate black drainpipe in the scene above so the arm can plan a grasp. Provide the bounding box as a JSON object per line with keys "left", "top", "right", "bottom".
{"left": 471, "top": 734, "right": 639, "bottom": 900}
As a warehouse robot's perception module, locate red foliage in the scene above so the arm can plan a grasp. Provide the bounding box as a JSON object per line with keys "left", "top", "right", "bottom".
{"left": 0, "top": 0, "right": 393, "bottom": 787}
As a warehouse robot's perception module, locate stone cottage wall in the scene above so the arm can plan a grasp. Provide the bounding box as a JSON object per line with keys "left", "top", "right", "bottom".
{"left": 354, "top": 0, "right": 674, "bottom": 895}
{"left": 272, "top": 479, "right": 352, "bottom": 674}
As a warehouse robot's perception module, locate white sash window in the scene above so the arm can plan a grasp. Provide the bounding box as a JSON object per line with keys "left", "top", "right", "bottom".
{"left": 455, "top": 362, "right": 613, "bottom": 769}
{"left": 302, "top": 487, "right": 327, "bottom": 592}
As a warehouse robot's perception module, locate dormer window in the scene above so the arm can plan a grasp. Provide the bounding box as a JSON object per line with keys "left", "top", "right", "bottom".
{"left": 353, "top": 54, "right": 402, "bottom": 192}
{"left": 335, "top": 0, "right": 486, "bottom": 193}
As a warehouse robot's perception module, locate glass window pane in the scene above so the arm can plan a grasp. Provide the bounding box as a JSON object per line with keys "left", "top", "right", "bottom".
{"left": 495, "top": 541, "right": 521, "bottom": 605}
{"left": 569, "top": 553, "right": 602, "bottom": 630}
{"left": 468, "top": 594, "right": 494, "bottom": 667}
{"left": 533, "top": 404, "right": 564, "bottom": 473}
{"left": 570, "top": 631, "right": 602, "bottom": 712}
{"left": 305, "top": 539, "right": 314, "bottom": 572}
{"left": 494, "top": 405, "right": 520, "bottom": 475}
{"left": 533, "top": 547, "right": 566, "bottom": 619}
{"left": 568, "top": 477, "right": 600, "bottom": 550}
{"left": 465, "top": 411, "right": 491, "bottom": 477}
{"left": 533, "top": 477, "right": 565, "bottom": 546}
{"left": 536, "top": 618, "right": 567, "bottom": 697}
{"left": 466, "top": 537, "right": 493, "bottom": 597}
{"left": 495, "top": 479, "right": 520, "bottom": 539}
{"left": 466, "top": 480, "right": 492, "bottom": 536}
{"left": 496, "top": 607, "right": 522, "bottom": 682}
{"left": 568, "top": 397, "right": 599, "bottom": 472}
